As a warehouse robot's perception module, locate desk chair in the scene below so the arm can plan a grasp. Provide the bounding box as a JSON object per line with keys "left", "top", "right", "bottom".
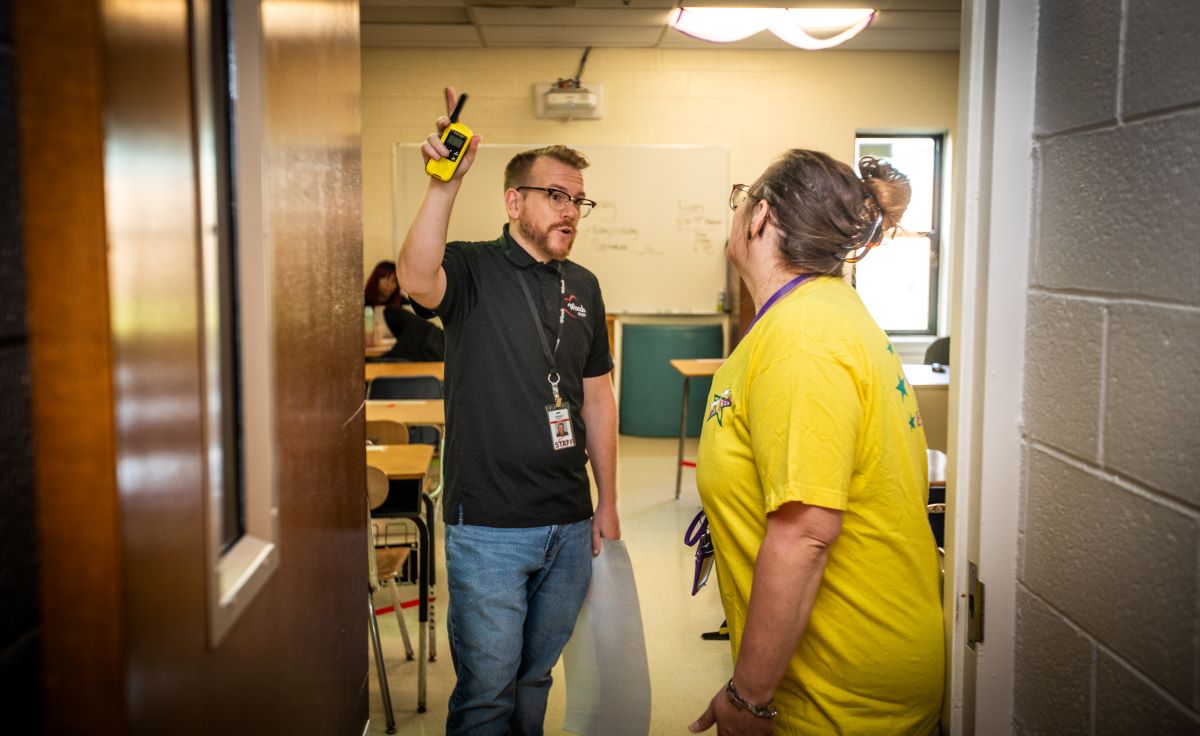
{"left": 367, "top": 375, "right": 442, "bottom": 447}
{"left": 366, "top": 420, "right": 410, "bottom": 446}
{"left": 924, "top": 336, "right": 951, "bottom": 367}
{"left": 370, "top": 465, "right": 438, "bottom": 674}
{"left": 367, "top": 466, "right": 420, "bottom": 728}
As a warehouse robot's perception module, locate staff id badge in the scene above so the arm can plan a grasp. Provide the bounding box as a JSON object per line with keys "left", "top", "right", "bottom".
{"left": 547, "top": 405, "right": 576, "bottom": 451}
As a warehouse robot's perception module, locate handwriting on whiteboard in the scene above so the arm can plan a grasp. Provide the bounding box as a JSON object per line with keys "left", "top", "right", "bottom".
{"left": 583, "top": 200, "right": 721, "bottom": 256}
{"left": 677, "top": 201, "right": 722, "bottom": 254}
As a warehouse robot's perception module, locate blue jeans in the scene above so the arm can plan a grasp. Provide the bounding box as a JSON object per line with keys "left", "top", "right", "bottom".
{"left": 444, "top": 517, "right": 592, "bottom": 736}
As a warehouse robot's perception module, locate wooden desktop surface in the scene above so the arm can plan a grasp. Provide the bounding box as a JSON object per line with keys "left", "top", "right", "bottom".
{"left": 902, "top": 363, "right": 950, "bottom": 387}
{"left": 366, "top": 443, "right": 433, "bottom": 480}
{"left": 668, "top": 358, "right": 726, "bottom": 378}
{"left": 365, "top": 399, "right": 445, "bottom": 427}
{"left": 365, "top": 361, "right": 445, "bottom": 382}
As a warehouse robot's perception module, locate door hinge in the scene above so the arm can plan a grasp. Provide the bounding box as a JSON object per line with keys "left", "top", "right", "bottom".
{"left": 968, "top": 561, "right": 985, "bottom": 648}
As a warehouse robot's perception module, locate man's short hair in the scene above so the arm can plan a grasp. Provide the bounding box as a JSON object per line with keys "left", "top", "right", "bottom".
{"left": 504, "top": 145, "right": 590, "bottom": 190}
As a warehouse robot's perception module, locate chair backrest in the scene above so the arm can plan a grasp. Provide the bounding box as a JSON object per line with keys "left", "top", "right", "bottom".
{"left": 366, "top": 465, "right": 389, "bottom": 591}
{"left": 367, "top": 375, "right": 443, "bottom": 446}
{"left": 365, "top": 420, "right": 410, "bottom": 446}
{"left": 366, "top": 465, "right": 390, "bottom": 511}
{"left": 367, "top": 375, "right": 442, "bottom": 400}
{"left": 924, "top": 336, "right": 951, "bottom": 366}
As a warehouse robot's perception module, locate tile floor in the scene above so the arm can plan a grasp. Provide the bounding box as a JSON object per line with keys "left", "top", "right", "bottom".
{"left": 367, "top": 435, "right": 732, "bottom": 735}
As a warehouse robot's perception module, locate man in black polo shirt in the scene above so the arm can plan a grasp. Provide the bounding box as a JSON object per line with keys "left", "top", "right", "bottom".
{"left": 397, "top": 87, "right": 620, "bottom": 736}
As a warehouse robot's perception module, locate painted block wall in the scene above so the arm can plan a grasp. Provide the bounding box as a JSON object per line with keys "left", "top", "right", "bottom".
{"left": 1017, "top": 0, "right": 1200, "bottom": 731}
{"left": 0, "top": 0, "right": 40, "bottom": 731}
{"left": 360, "top": 47, "right": 959, "bottom": 273}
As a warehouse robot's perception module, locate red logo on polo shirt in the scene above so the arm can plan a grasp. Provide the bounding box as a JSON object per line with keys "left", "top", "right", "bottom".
{"left": 564, "top": 294, "right": 588, "bottom": 319}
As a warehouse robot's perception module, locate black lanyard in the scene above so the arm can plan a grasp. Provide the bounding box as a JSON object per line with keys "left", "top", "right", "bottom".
{"left": 516, "top": 264, "right": 567, "bottom": 408}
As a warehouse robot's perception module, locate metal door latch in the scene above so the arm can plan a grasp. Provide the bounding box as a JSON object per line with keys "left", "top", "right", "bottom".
{"left": 968, "top": 561, "right": 985, "bottom": 648}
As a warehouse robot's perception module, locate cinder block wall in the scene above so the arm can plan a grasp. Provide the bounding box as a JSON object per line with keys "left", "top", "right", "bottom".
{"left": 1017, "top": 0, "right": 1200, "bottom": 732}
{"left": 0, "top": 0, "right": 41, "bottom": 731}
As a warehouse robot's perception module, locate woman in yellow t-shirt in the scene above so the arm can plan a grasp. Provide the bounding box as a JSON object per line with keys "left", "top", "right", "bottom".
{"left": 689, "top": 151, "right": 944, "bottom": 736}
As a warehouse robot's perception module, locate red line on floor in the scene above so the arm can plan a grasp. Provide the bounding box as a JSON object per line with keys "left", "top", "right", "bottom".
{"left": 374, "top": 596, "right": 437, "bottom": 616}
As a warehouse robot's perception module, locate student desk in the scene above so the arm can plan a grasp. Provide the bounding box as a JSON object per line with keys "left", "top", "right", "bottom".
{"left": 365, "top": 361, "right": 445, "bottom": 382}
{"left": 903, "top": 363, "right": 951, "bottom": 452}
{"left": 669, "top": 358, "right": 727, "bottom": 500}
{"left": 366, "top": 443, "right": 434, "bottom": 480}
{"left": 367, "top": 442, "right": 437, "bottom": 673}
{"left": 365, "top": 399, "right": 445, "bottom": 428}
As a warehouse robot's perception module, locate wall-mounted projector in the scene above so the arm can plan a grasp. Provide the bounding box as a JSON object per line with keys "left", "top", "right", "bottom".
{"left": 533, "top": 82, "right": 604, "bottom": 120}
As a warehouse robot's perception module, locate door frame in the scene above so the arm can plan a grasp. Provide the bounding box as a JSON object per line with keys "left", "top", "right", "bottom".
{"left": 946, "top": 0, "right": 1037, "bottom": 733}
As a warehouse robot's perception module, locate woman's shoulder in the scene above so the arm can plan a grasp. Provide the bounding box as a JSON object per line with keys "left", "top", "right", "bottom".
{"left": 757, "top": 279, "right": 881, "bottom": 364}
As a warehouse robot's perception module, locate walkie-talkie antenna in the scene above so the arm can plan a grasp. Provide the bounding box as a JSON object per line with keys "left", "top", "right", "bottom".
{"left": 449, "top": 93, "right": 468, "bottom": 124}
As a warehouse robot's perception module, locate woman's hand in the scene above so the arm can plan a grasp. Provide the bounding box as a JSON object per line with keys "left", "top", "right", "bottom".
{"left": 690, "top": 685, "right": 773, "bottom": 735}
{"left": 689, "top": 501, "right": 841, "bottom": 735}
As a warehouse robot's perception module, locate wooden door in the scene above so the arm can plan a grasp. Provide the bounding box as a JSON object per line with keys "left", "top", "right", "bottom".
{"left": 17, "top": 1, "right": 368, "bottom": 732}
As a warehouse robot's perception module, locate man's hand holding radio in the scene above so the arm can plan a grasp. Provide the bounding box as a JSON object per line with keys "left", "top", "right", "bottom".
{"left": 400, "top": 85, "right": 479, "bottom": 309}
{"left": 422, "top": 86, "right": 480, "bottom": 182}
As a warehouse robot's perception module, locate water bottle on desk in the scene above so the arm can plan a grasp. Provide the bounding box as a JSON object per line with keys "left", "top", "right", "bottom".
{"left": 364, "top": 306, "right": 376, "bottom": 347}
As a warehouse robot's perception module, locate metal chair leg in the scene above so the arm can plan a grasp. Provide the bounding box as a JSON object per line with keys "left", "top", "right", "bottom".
{"left": 387, "top": 580, "right": 414, "bottom": 660}
{"left": 428, "top": 597, "right": 437, "bottom": 662}
{"left": 411, "top": 515, "right": 429, "bottom": 714}
{"left": 369, "top": 591, "right": 397, "bottom": 734}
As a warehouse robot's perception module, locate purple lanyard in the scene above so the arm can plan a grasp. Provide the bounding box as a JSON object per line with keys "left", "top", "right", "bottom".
{"left": 743, "top": 273, "right": 816, "bottom": 337}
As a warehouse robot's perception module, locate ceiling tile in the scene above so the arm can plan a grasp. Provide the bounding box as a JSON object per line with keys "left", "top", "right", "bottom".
{"left": 480, "top": 25, "right": 666, "bottom": 47}
{"left": 472, "top": 8, "right": 675, "bottom": 27}
{"left": 362, "top": 22, "right": 482, "bottom": 47}
{"left": 359, "top": 0, "right": 961, "bottom": 50}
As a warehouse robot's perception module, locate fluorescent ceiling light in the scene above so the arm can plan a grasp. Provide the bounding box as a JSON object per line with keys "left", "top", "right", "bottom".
{"left": 669, "top": 7, "right": 876, "bottom": 50}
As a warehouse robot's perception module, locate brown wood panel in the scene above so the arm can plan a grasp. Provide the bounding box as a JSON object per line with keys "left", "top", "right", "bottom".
{"left": 14, "top": 2, "right": 127, "bottom": 732}
{"left": 251, "top": 2, "right": 368, "bottom": 731}
{"left": 98, "top": 0, "right": 368, "bottom": 733}
{"left": 18, "top": 0, "right": 366, "bottom": 732}
{"left": 98, "top": 2, "right": 213, "bottom": 731}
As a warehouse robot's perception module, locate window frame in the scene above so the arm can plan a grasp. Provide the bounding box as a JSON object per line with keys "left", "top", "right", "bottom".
{"left": 193, "top": 0, "right": 278, "bottom": 648}
{"left": 854, "top": 132, "right": 945, "bottom": 337}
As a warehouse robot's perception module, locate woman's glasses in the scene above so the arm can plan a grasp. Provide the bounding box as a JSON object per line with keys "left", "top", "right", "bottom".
{"left": 729, "top": 184, "right": 754, "bottom": 211}
{"left": 684, "top": 509, "right": 715, "bottom": 596}
{"left": 516, "top": 186, "right": 596, "bottom": 217}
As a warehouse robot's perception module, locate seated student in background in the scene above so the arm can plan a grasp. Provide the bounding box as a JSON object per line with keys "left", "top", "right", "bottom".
{"left": 364, "top": 259, "right": 407, "bottom": 308}
{"left": 382, "top": 303, "right": 445, "bottom": 361}
{"left": 364, "top": 259, "right": 446, "bottom": 361}
{"left": 690, "top": 151, "right": 943, "bottom": 735}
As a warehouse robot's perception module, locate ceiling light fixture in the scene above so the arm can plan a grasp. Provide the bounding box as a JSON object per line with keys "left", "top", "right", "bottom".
{"left": 669, "top": 7, "right": 877, "bottom": 50}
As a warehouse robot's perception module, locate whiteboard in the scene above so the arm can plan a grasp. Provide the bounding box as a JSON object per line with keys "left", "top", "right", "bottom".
{"left": 392, "top": 143, "right": 730, "bottom": 314}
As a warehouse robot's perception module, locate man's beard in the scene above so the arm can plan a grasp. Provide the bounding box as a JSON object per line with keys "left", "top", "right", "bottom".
{"left": 519, "top": 213, "right": 574, "bottom": 261}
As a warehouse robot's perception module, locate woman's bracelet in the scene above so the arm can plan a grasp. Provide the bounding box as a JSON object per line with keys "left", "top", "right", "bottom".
{"left": 725, "top": 679, "right": 778, "bottom": 719}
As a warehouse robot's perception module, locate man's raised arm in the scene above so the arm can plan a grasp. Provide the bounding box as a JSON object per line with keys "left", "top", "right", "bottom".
{"left": 397, "top": 86, "right": 481, "bottom": 310}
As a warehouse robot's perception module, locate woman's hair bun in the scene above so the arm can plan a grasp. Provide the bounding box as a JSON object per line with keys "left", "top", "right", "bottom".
{"left": 858, "top": 156, "right": 911, "bottom": 232}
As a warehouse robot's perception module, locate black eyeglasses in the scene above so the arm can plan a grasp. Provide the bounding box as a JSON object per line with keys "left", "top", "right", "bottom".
{"left": 516, "top": 186, "right": 596, "bottom": 218}
{"left": 684, "top": 510, "right": 715, "bottom": 596}
{"left": 729, "top": 184, "right": 756, "bottom": 211}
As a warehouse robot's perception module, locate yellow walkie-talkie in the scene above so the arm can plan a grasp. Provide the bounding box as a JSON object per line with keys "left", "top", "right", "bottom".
{"left": 425, "top": 93, "right": 473, "bottom": 182}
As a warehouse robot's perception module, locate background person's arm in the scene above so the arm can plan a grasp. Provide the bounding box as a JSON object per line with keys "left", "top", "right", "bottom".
{"left": 690, "top": 501, "right": 842, "bottom": 734}
{"left": 581, "top": 373, "right": 620, "bottom": 556}
{"left": 396, "top": 86, "right": 480, "bottom": 309}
